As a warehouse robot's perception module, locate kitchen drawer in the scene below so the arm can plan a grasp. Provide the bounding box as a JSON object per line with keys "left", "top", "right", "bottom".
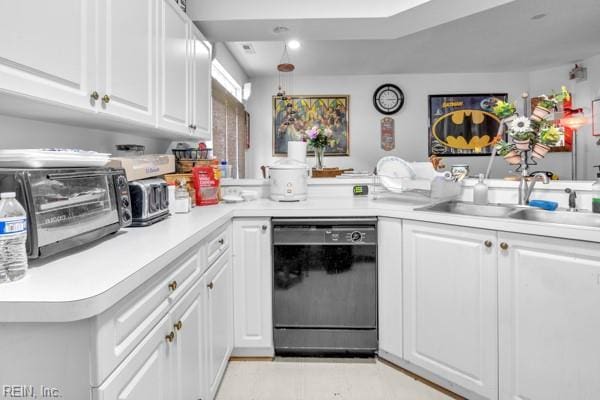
{"left": 206, "top": 223, "right": 231, "bottom": 267}
{"left": 93, "top": 314, "right": 171, "bottom": 400}
{"left": 91, "top": 246, "right": 201, "bottom": 386}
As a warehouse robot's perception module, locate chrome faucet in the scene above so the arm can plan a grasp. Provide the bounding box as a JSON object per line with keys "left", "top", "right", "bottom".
{"left": 519, "top": 172, "right": 550, "bottom": 205}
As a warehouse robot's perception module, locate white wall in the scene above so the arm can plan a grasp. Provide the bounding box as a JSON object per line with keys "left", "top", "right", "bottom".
{"left": 0, "top": 114, "right": 171, "bottom": 154}
{"left": 246, "top": 57, "right": 600, "bottom": 180}
{"left": 245, "top": 72, "right": 531, "bottom": 179}
{"left": 529, "top": 54, "right": 600, "bottom": 180}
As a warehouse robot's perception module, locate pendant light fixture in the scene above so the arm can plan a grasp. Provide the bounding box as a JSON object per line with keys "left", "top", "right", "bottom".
{"left": 276, "top": 42, "right": 295, "bottom": 98}
{"left": 275, "top": 42, "right": 296, "bottom": 127}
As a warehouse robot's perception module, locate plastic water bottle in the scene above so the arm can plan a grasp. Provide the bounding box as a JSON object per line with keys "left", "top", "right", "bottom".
{"left": 0, "top": 192, "right": 28, "bottom": 282}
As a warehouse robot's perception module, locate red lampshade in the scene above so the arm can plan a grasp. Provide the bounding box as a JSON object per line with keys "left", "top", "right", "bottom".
{"left": 560, "top": 108, "right": 590, "bottom": 130}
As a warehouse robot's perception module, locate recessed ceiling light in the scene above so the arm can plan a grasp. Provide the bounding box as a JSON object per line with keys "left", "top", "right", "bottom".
{"left": 531, "top": 13, "right": 547, "bottom": 20}
{"left": 287, "top": 40, "right": 301, "bottom": 50}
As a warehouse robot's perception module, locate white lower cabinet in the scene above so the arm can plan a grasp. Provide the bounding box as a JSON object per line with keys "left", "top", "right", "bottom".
{"left": 172, "top": 279, "right": 206, "bottom": 400}
{"left": 232, "top": 218, "right": 273, "bottom": 356}
{"left": 377, "top": 217, "right": 403, "bottom": 360}
{"left": 94, "top": 277, "right": 206, "bottom": 400}
{"left": 403, "top": 221, "right": 498, "bottom": 400}
{"left": 498, "top": 232, "right": 600, "bottom": 400}
{"left": 94, "top": 315, "right": 171, "bottom": 400}
{"left": 205, "top": 250, "right": 234, "bottom": 400}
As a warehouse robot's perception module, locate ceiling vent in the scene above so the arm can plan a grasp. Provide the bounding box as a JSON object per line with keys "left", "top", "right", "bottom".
{"left": 241, "top": 43, "right": 256, "bottom": 55}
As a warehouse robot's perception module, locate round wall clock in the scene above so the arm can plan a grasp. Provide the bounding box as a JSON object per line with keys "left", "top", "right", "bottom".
{"left": 373, "top": 84, "right": 405, "bottom": 115}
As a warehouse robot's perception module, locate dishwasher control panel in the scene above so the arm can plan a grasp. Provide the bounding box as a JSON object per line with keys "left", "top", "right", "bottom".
{"left": 325, "top": 227, "right": 376, "bottom": 244}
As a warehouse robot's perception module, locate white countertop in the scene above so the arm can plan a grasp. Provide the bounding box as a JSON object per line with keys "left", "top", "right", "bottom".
{"left": 2, "top": 196, "right": 600, "bottom": 323}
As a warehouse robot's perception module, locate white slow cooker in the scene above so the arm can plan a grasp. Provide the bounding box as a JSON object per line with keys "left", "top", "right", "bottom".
{"left": 268, "top": 158, "right": 308, "bottom": 202}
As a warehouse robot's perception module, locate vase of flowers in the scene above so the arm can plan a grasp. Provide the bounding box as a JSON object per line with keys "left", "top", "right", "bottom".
{"left": 508, "top": 117, "right": 535, "bottom": 150}
{"left": 306, "top": 126, "right": 332, "bottom": 170}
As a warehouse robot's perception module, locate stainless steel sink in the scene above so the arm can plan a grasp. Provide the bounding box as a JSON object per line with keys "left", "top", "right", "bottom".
{"left": 508, "top": 208, "right": 600, "bottom": 228}
{"left": 416, "top": 201, "right": 516, "bottom": 218}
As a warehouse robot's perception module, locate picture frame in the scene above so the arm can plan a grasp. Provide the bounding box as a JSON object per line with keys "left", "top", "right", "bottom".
{"left": 272, "top": 95, "right": 350, "bottom": 156}
{"left": 593, "top": 98, "right": 600, "bottom": 136}
{"left": 428, "top": 93, "right": 508, "bottom": 157}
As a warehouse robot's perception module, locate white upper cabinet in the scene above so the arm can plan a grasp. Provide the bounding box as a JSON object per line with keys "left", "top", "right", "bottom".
{"left": 96, "top": 0, "right": 157, "bottom": 125}
{"left": 0, "top": 0, "right": 96, "bottom": 110}
{"left": 403, "top": 221, "right": 498, "bottom": 400}
{"left": 157, "top": 0, "right": 191, "bottom": 135}
{"left": 0, "top": 0, "right": 212, "bottom": 139}
{"left": 190, "top": 27, "right": 212, "bottom": 139}
{"left": 498, "top": 233, "right": 600, "bottom": 400}
{"left": 232, "top": 218, "right": 273, "bottom": 356}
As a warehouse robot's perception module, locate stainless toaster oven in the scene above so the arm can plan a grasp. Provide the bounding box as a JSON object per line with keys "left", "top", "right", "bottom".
{"left": 0, "top": 167, "right": 132, "bottom": 258}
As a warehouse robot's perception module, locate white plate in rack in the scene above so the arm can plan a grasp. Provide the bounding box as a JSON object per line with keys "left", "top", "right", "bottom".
{"left": 376, "top": 156, "right": 417, "bottom": 193}
{"left": 0, "top": 149, "right": 111, "bottom": 168}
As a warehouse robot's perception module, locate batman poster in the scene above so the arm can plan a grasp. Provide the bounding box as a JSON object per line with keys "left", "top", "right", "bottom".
{"left": 428, "top": 93, "right": 508, "bottom": 156}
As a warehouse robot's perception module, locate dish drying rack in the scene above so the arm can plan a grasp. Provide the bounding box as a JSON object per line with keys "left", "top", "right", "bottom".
{"left": 370, "top": 172, "right": 463, "bottom": 201}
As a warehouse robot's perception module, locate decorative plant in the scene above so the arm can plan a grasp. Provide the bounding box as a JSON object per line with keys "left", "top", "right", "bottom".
{"left": 305, "top": 126, "right": 333, "bottom": 148}
{"left": 536, "top": 87, "right": 571, "bottom": 110}
{"left": 539, "top": 125, "right": 561, "bottom": 146}
{"left": 492, "top": 100, "right": 517, "bottom": 119}
{"left": 508, "top": 117, "right": 535, "bottom": 141}
{"left": 495, "top": 140, "right": 516, "bottom": 156}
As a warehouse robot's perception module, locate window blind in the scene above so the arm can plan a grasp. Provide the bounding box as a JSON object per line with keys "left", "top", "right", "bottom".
{"left": 212, "top": 79, "right": 247, "bottom": 178}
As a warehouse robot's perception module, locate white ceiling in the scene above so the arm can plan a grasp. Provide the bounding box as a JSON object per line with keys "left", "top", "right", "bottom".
{"left": 192, "top": 0, "right": 600, "bottom": 77}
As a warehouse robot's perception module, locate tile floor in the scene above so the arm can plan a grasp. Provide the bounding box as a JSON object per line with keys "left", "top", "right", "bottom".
{"left": 215, "top": 358, "right": 457, "bottom": 400}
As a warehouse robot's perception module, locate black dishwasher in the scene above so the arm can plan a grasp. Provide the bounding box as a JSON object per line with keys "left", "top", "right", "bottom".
{"left": 272, "top": 218, "right": 377, "bottom": 356}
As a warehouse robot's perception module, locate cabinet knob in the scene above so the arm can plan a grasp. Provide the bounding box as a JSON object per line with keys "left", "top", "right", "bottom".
{"left": 484, "top": 240, "right": 492, "bottom": 248}
{"left": 207, "top": 282, "right": 214, "bottom": 290}
{"left": 174, "top": 321, "right": 183, "bottom": 331}
{"left": 90, "top": 91, "right": 99, "bottom": 100}
{"left": 102, "top": 94, "right": 111, "bottom": 104}
{"left": 165, "top": 331, "right": 175, "bottom": 343}
{"left": 262, "top": 225, "right": 268, "bottom": 231}
{"left": 500, "top": 242, "right": 509, "bottom": 250}
{"left": 168, "top": 280, "right": 178, "bottom": 291}
{"left": 188, "top": 124, "right": 195, "bottom": 129}
{"left": 218, "top": 238, "right": 225, "bottom": 245}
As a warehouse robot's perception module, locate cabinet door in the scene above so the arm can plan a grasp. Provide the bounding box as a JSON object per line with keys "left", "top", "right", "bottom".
{"left": 172, "top": 279, "right": 205, "bottom": 400}
{"left": 205, "top": 250, "right": 233, "bottom": 400}
{"left": 94, "top": 316, "right": 171, "bottom": 400}
{"left": 157, "top": 0, "right": 190, "bottom": 134}
{"left": 498, "top": 233, "right": 600, "bottom": 400}
{"left": 403, "top": 221, "right": 498, "bottom": 399}
{"left": 232, "top": 218, "right": 272, "bottom": 356}
{"left": 97, "top": 0, "right": 156, "bottom": 125}
{"left": 190, "top": 27, "right": 211, "bottom": 139}
{"left": 378, "top": 217, "right": 403, "bottom": 360}
{"left": 0, "top": 0, "right": 96, "bottom": 110}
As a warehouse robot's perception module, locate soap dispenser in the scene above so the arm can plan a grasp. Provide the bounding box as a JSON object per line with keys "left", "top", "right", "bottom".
{"left": 473, "top": 173, "right": 488, "bottom": 205}
{"left": 592, "top": 165, "right": 600, "bottom": 213}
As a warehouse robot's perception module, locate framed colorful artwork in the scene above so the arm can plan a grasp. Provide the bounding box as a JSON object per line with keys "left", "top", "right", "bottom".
{"left": 593, "top": 98, "right": 600, "bottom": 136}
{"left": 428, "top": 93, "right": 508, "bottom": 156}
{"left": 272, "top": 95, "right": 350, "bottom": 156}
